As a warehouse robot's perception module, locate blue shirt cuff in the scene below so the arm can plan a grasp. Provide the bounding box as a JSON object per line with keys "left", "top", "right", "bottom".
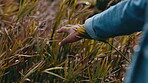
{"left": 84, "top": 16, "right": 107, "bottom": 42}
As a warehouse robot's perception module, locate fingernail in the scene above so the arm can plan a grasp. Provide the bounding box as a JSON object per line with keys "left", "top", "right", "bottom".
{"left": 58, "top": 42, "right": 61, "bottom": 46}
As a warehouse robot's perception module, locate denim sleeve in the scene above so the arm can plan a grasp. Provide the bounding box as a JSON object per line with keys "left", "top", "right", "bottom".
{"left": 84, "top": 0, "right": 147, "bottom": 41}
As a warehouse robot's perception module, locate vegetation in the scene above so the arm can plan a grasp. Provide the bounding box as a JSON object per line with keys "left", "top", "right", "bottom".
{"left": 0, "top": 0, "right": 141, "bottom": 83}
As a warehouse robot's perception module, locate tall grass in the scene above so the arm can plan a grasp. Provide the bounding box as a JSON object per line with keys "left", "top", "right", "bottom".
{"left": 0, "top": 0, "right": 140, "bottom": 83}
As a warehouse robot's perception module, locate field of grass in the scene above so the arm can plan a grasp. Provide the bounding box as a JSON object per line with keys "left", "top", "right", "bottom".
{"left": 0, "top": 0, "right": 141, "bottom": 83}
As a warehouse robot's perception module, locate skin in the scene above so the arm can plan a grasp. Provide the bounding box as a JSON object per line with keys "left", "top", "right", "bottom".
{"left": 56, "top": 25, "right": 83, "bottom": 46}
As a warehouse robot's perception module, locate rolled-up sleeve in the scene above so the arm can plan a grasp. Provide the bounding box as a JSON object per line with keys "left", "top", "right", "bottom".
{"left": 84, "top": 0, "right": 147, "bottom": 41}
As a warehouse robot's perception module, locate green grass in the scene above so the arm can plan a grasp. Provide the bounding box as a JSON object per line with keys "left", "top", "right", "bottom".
{"left": 0, "top": 0, "right": 141, "bottom": 83}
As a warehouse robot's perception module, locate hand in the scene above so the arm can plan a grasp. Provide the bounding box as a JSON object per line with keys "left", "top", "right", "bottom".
{"left": 56, "top": 25, "right": 83, "bottom": 46}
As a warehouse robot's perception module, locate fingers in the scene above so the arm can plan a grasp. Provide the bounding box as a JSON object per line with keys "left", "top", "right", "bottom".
{"left": 56, "top": 27, "right": 69, "bottom": 33}
{"left": 58, "top": 32, "right": 81, "bottom": 46}
{"left": 57, "top": 25, "right": 82, "bottom": 46}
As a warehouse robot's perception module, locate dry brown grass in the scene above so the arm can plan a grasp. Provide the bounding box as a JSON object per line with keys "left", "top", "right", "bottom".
{"left": 0, "top": 0, "right": 141, "bottom": 83}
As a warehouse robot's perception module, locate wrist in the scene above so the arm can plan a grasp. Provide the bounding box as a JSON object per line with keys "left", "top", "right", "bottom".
{"left": 75, "top": 25, "right": 92, "bottom": 39}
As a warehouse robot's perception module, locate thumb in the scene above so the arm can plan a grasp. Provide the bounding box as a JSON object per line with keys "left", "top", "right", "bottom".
{"left": 56, "top": 27, "right": 71, "bottom": 34}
